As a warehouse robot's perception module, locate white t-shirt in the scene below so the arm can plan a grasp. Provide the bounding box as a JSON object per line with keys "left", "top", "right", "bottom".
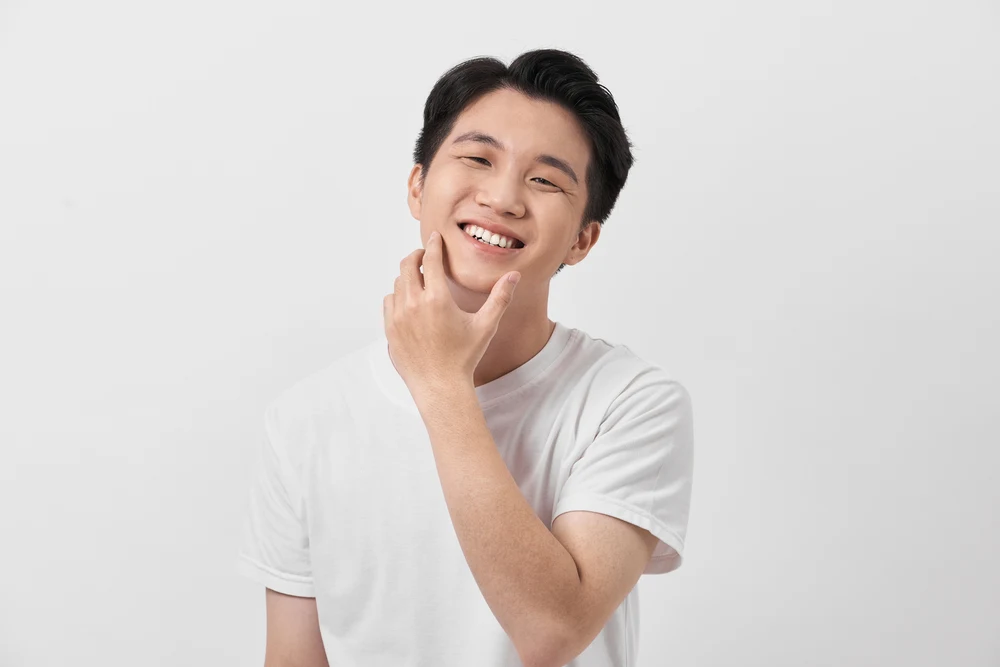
{"left": 236, "top": 320, "right": 694, "bottom": 666}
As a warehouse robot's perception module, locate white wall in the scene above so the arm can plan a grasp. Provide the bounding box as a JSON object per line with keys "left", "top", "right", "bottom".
{"left": 1, "top": 1, "right": 998, "bottom": 665}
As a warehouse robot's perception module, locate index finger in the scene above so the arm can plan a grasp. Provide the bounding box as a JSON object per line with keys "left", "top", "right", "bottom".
{"left": 421, "top": 230, "right": 447, "bottom": 295}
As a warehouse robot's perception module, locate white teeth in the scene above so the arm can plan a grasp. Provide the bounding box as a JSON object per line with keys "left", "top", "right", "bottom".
{"left": 462, "top": 223, "right": 520, "bottom": 249}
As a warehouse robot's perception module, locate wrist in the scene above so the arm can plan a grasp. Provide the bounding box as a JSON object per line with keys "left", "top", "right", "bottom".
{"left": 411, "top": 375, "right": 476, "bottom": 414}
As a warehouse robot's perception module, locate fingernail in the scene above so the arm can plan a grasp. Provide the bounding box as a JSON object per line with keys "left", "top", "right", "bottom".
{"left": 430, "top": 231, "right": 439, "bottom": 241}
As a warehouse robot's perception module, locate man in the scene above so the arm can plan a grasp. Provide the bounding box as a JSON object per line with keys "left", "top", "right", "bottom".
{"left": 237, "top": 48, "right": 694, "bottom": 667}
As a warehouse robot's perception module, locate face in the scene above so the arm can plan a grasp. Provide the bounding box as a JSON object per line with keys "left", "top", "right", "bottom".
{"left": 406, "top": 87, "right": 600, "bottom": 299}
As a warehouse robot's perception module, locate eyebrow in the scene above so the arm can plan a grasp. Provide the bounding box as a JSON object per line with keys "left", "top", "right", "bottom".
{"left": 451, "top": 131, "right": 579, "bottom": 185}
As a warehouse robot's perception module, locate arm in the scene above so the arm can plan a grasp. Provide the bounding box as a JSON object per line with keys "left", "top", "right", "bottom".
{"left": 417, "top": 382, "right": 578, "bottom": 666}
{"left": 263, "top": 588, "right": 329, "bottom": 667}
{"left": 415, "top": 382, "right": 658, "bottom": 667}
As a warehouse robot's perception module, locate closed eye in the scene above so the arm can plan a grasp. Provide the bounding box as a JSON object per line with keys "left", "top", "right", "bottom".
{"left": 462, "top": 157, "right": 561, "bottom": 190}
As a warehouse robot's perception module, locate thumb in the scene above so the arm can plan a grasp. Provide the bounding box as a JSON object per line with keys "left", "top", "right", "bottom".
{"left": 478, "top": 272, "right": 520, "bottom": 326}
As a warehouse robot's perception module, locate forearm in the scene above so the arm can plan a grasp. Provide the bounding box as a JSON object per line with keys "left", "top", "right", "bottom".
{"left": 415, "top": 381, "right": 581, "bottom": 664}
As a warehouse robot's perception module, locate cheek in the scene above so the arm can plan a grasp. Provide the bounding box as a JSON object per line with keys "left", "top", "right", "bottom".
{"left": 446, "top": 171, "right": 479, "bottom": 197}
{"left": 428, "top": 168, "right": 476, "bottom": 203}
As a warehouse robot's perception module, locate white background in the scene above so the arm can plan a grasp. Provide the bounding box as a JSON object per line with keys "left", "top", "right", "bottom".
{"left": 1, "top": 1, "right": 998, "bottom": 665}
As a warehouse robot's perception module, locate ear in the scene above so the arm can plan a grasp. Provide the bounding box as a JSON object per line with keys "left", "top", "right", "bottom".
{"left": 407, "top": 164, "right": 424, "bottom": 220}
{"left": 561, "top": 221, "right": 602, "bottom": 267}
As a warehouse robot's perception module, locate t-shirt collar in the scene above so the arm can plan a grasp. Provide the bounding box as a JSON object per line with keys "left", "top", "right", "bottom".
{"left": 370, "top": 320, "right": 574, "bottom": 415}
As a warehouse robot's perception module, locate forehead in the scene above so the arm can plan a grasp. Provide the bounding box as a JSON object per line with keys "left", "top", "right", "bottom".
{"left": 449, "top": 88, "right": 590, "bottom": 171}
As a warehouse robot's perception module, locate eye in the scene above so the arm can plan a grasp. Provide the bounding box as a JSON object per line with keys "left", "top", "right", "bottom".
{"left": 462, "top": 157, "right": 561, "bottom": 191}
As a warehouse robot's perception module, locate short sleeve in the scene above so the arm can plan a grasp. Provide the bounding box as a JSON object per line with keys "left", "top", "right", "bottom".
{"left": 553, "top": 369, "right": 694, "bottom": 575}
{"left": 235, "top": 404, "right": 316, "bottom": 597}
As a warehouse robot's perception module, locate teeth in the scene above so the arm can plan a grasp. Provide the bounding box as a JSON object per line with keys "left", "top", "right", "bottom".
{"left": 462, "top": 224, "right": 521, "bottom": 249}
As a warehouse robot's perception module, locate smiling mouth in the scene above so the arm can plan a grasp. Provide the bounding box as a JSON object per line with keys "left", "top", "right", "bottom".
{"left": 458, "top": 223, "right": 525, "bottom": 249}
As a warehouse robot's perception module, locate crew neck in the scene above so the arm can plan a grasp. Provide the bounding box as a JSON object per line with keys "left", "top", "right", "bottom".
{"left": 370, "top": 321, "right": 575, "bottom": 416}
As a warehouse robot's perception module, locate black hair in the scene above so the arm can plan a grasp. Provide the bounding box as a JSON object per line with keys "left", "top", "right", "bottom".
{"left": 412, "top": 48, "right": 635, "bottom": 274}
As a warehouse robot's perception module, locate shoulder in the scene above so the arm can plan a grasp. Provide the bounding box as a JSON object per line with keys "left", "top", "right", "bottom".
{"left": 569, "top": 328, "right": 692, "bottom": 407}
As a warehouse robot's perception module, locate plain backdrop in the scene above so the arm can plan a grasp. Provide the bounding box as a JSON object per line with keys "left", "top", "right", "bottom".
{"left": 1, "top": 1, "right": 998, "bottom": 665}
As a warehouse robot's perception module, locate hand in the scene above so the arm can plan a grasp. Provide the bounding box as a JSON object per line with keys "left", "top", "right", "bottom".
{"left": 382, "top": 231, "right": 521, "bottom": 396}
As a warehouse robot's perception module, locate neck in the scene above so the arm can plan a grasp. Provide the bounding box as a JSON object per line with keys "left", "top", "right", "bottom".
{"left": 445, "top": 275, "right": 556, "bottom": 388}
{"left": 474, "top": 313, "right": 556, "bottom": 388}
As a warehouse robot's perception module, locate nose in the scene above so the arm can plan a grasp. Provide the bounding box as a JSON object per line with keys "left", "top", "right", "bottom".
{"left": 474, "top": 169, "right": 526, "bottom": 218}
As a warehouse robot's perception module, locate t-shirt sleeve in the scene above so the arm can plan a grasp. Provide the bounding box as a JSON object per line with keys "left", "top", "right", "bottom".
{"left": 235, "top": 404, "right": 316, "bottom": 597}
{"left": 552, "top": 368, "right": 694, "bottom": 575}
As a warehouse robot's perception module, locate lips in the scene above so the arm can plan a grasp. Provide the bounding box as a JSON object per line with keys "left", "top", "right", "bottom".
{"left": 456, "top": 223, "right": 524, "bottom": 255}
{"left": 458, "top": 222, "right": 525, "bottom": 249}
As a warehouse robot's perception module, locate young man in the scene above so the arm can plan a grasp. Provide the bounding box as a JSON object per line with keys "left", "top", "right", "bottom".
{"left": 237, "top": 49, "right": 694, "bottom": 667}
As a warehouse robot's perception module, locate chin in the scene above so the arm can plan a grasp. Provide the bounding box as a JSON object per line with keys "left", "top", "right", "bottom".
{"left": 441, "top": 235, "right": 527, "bottom": 294}
{"left": 448, "top": 268, "right": 496, "bottom": 295}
